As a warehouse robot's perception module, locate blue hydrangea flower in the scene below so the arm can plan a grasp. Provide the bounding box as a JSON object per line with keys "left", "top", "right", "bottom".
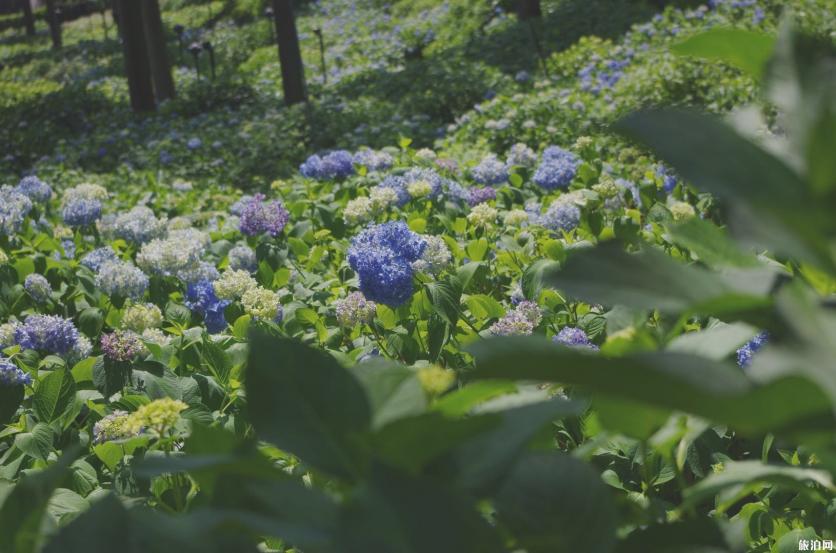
{"left": 533, "top": 146, "right": 580, "bottom": 190}
{"left": 0, "top": 356, "right": 31, "bottom": 386}
{"left": 541, "top": 200, "right": 581, "bottom": 231}
{"left": 468, "top": 186, "right": 497, "bottom": 207}
{"left": 14, "top": 314, "right": 79, "bottom": 355}
{"left": 0, "top": 186, "right": 33, "bottom": 235}
{"left": 16, "top": 176, "right": 53, "bottom": 203}
{"left": 347, "top": 222, "right": 427, "bottom": 307}
{"left": 185, "top": 280, "right": 230, "bottom": 333}
{"left": 24, "top": 273, "right": 51, "bottom": 304}
{"left": 471, "top": 154, "right": 508, "bottom": 186}
{"left": 656, "top": 164, "right": 679, "bottom": 193}
{"left": 81, "top": 247, "right": 118, "bottom": 272}
{"left": 61, "top": 239, "right": 76, "bottom": 259}
{"left": 402, "top": 168, "right": 443, "bottom": 199}
{"left": 353, "top": 149, "right": 393, "bottom": 172}
{"left": 553, "top": 327, "right": 598, "bottom": 350}
{"left": 187, "top": 137, "right": 202, "bottom": 150}
{"left": 62, "top": 199, "right": 102, "bottom": 227}
{"left": 737, "top": 332, "right": 768, "bottom": 368}
{"left": 300, "top": 150, "right": 355, "bottom": 180}
{"left": 375, "top": 175, "right": 411, "bottom": 206}
{"left": 110, "top": 206, "right": 167, "bottom": 244}
{"left": 228, "top": 245, "right": 257, "bottom": 272}
{"left": 96, "top": 261, "right": 149, "bottom": 299}
{"left": 239, "top": 194, "right": 290, "bottom": 237}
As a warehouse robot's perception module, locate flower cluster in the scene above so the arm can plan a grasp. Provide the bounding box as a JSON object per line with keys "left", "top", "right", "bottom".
{"left": 124, "top": 398, "right": 188, "bottom": 435}
{"left": 0, "top": 322, "right": 18, "bottom": 348}
{"left": 137, "top": 236, "right": 203, "bottom": 277}
{"left": 62, "top": 198, "right": 102, "bottom": 227}
{"left": 62, "top": 183, "right": 108, "bottom": 206}
{"left": 0, "top": 186, "right": 33, "bottom": 235}
{"left": 412, "top": 235, "right": 452, "bottom": 275}
{"left": 471, "top": 154, "right": 508, "bottom": 185}
{"left": 417, "top": 365, "right": 456, "bottom": 395}
{"left": 108, "top": 206, "right": 167, "bottom": 244}
{"left": 101, "top": 330, "right": 145, "bottom": 362}
{"left": 241, "top": 286, "right": 282, "bottom": 321}
{"left": 334, "top": 291, "right": 377, "bottom": 327}
{"left": 0, "top": 356, "right": 31, "bottom": 387}
{"left": 185, "top": 280, "right": 229, "bottom": 333}
{"left": 533, "top": 146, "right": 580, "bottom": 190}
{"left": 300, "top": 150, "right": 355, "bottom": 180}
{"left": 93, "top": 411, "right": 133, "bottom": 443}
{"left": 178, "top": 261, "right": 220, "bottom": 285}
{"left": 96, "top": 260, "right": 149, "bottom": 299}
{"left": 81, "top": 247, "right": 118, "bottom": 272}
{"left": 468, "top": 186, "right": 497, "bottom": 207}
{"left": 14, "top": 314, "right": 80, "bottom": 355}
{"left": 239, "top": 194, "right": 290, "bottom": 237}
{"left": 353, "top": 149, "right": 393, "bottom": 171}
{"left": 228, "top": 245, "right": 257, "bottom": 272}
{"left": 24, "top": 273, "right": 51, "bottom": 304}
{"left": 213, "top": 269, "right": 257, "bottom": 301}
{"left": 506, "top": 143, "right": 538, "bottom": 168}
{"left": 467, "top": 202, "right": 498, "bottom": 228}
{"left": 16, "top": 175, "right": 53, "bottom": 203}
{"left": 540, "top": 199, "right": 581, "bottom": 232}
{"left": 553, "top": 327, "right": 598, "bottom": 350}
{"left": 489, "top": 301, "right": 543, "bottom": 336}
{"left": 737, "top": 331, "right": 768, "bottom": 368}
{"left": 347, "top": 222, "right": 427, "bottom": 307}
{"left": 121, "top": 303, "right": 163, "bottom": 333}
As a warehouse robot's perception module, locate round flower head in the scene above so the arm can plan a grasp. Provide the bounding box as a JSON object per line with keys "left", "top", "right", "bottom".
{"left": 347, "top": 222, "right": 427, "bottom": 307}
{"left": 412, "top": 235, "right": 452, "bottom": 275}
{"left": 415, "top": 148, "right": 437, "bottom": 162}
{"left": 93, "top": 410, "right": 134, "bottom": 443}
{"left": 0, "top": 356, "right": 31, "bottom": 387}
{"left": 402, "top": 168, "right": 442, "bottom": 200}
{"left": 24, "top": 273, "right": 51, "bottom": 304}
{"left": 101, "top": 330, "right": 145, "bottom": 362}
{"left": 344, "top": 197, "right": 374, "bottom": 225}
{"left": 353, "top": 149, "right": 393, "bottom": 172}
{"left": 81, "top": 246, "right": 118, "bottom": 272}
{"left": 737, "top": 331, "right": 768, "bottom": 368}
{"left": 334, "top": 292, "right": 377, "bottom": 327}
{"left": 417, "top": 365, "right": 455, "bottom": 395}
{"left": 0, "top": 322, "right": 20, "bottom": 348}
{"left": 468, "top": 186, "right": 497, "bottom": 207}
{"left": 125, "top": 397, "right": 188, "bottom": 435}
{"left": 553, "top": 327, "right": 598, "bottom": 350}
{"left": 300, "top": 150, "right": 355, "bottom": 180}
{"left": 407, "top": 180, "right": 434, "bottom": 199}
{"left": 185, "top": 280, "right": 229, "bottom": 333}
{"left": 467, "top": 203, "right": 498, "bottom": 228}
{"left": 471, "top": 154, "right": 508, "bottom": 186}
{"left": 534, "top": 146, "right": 580, "bottom": 190}
{"left": 62, "top": 199, "right": 102, "bottom": 227}
{"left": 137, "top": 236, "right": 203, "bottom": 277}
{"left": 96, "top": 261, "right": 149, "bottom": 299}
{"left": 141, "top": 328, "right": 171, "bottom": 347}
{"left": 504, "top": 209, "right": 529, "bottom": 226}
{"left": 65, "top": 335, "right": 93, "bottom": 366}
{"left": 61, "top": 183, "right": 108, "bottom": 207}
{"left": 121, "top": 303, "right": 163, "bottom": 333}
{"left": 241, "top": 286, "right": 282, "bottom": 321}
{"left": 0, "top": 186, "right": 33, "bottom": 235}
{"left": 489, "top": 302, "right": 542, "bottom": 337}
{"left": 375, "top": 176, "right": 410, "bottom": 207}
{"left": 239, "top": 194, "right": 290, "bottom": 237}
{"left": 177, "top": 261, "right": 220, "bottom": 285}
{"left": 369, "top": 186, "right": 399, "bottom": 211}
{"left": 213, "top": 269, "right": 258, "bottom": 301}
{"left": 16, "top": 176, "right": 52, "bottom": 203}
{"left": 110, "top": 206, "right": 167, "bottom": 244}
{"left": 506, "top": 143, "right": 537, "bottom": 169}
{"left": 541, "top": 200, "right": 581, "bottom": 232}
{"left": 228, "top": 245, "right": 257, "bottom": 272}
{"left": 670, "top": 201, "right": 696, "bottom": 221}
{"left": 14, "top": 315, "right": 79, "bottom": 355}
{"left": 515, "top": 301, "right": 542, "bottom": 327}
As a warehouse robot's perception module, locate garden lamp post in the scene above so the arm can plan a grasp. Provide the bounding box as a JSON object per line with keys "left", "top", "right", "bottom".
{"left": 203, "top": 41, "right": 216, "bottom": 80}
{"left": 313, "top": 28, "right": 327, "bottom": 85}
{"left": 264, "top": 7, "right": 274, "bottom": 43}
{"left": 188, "top": 42, "right": 202, "bottom": 79}
{"left": 174, "top": 24, "right": 185, "bottom": 61}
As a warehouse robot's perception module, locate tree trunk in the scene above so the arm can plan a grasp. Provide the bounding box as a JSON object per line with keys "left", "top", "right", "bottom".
{"left": 517, "top": 0, "right": 542, "bottom": 20}
{"left": 20, "top": 0, "right": 35, "bottom": 36}
{"left": 271, "top": 0, "right": 307, "bottom": 105}
{"left": 117, "top": 0, "right": 156, "bottom": 112}
{"left": 45, "top": 0, "right": 62, "bottom": 49}
{"left": 140, "top": 0, "right": 175, "bottom": 102}
{"left": 111, "top": 0, "right": 121, "bottom": 36}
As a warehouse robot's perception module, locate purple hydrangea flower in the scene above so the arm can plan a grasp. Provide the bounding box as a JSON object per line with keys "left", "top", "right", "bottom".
{"left": 533, "top": 147, "right": 580, "bottom": 190}
{"left": 16, "top": 176, "right": 53, "bottom": 203}
{"left": 62, "top": 199, "right": 102, "bottom": 227}
{"left": 100, "top": 330, "right": 144, "bottom": 362}
{"left": 468, "top": 186, "right": 497, "bottom": 206}
{"left": 471, "top": 154, "right": 508, "bottom": 186}
{"left": 14, "top": 315, "right": 79, "bottom": 355}
{"left": 300, "top": 150, "right": 355, "bottom": 180}
{"left": 553, "top": 327, "right": 598, "bottom": 350}
{"left": 541, "top": 200, "right": 581, "bottom": 231}
{"left": 0, "top": 356, "right": 31, "bottom": 386}
{"left": 736, "top": 331, "right": 768, "bottom": 367}
{"left": 239, "top": 194, "right": 290, "bottom": 237}
{"left": 24, "top": 273, "right": 51, "bottom": 304}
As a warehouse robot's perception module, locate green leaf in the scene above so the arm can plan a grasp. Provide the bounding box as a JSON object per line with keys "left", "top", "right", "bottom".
{"left": 615, "top": 519, "right": 735, "bottom": 553}
{"left": 617, "top": 109, "right": 836, "bottom": 273}
{"left": 246, "top": 331, "right": 371, "bottom": 479}
{"left": 338, "top": 463, "right": 503, "bottom": 553}
{"left": 14, "top": 423, "right": 54, "bottom": 461}
{"left": 666, "top": 322, "right": 757, "bottom": 360}
{"left": 42, "top": 494, "right": 128, "bottom": 553}
{"left": 495, "top": 452, "right": 616, "bottom": 553}
{"left": 33, "top": 369, "right": 76, "bottom": 423}
{"left": 348, "top": 359, "right": 426, "bottom": 430}
{"left": 666, "top": 218, "right": 759, "bottom": 268}
{"left": 0, "top": 447, "right": 80, "bottom": 553}
{"left": 0, "top": 385, "right": 24, "bottom": 425}
{"left": 373, "top": 413, "right": 499, "bottom": 473}
{"left": 468, "top": 337, "right": 835, "bottom": 439}
{"left": 46, "top": 488, "right": 89, "bottom": 526}
{"left": 683, "top": 460, "right": 835, "bottom": 509}
{"left": 424, "top": 280, "right": 462, "bottom": 327}
{"left": 672, "top": 28, "right": 776, "bottom": 79}
{"left": 451, "top": 395, "right": 584, "bottom": 495}
{"left": 432, "top": 380, "right": 517, "bottom": 416}
{"left": 545, "top": 241, "right": 773, "bottom": 314}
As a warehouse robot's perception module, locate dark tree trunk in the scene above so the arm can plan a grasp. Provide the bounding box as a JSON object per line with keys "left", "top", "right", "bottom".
{"left": 141, "top": 0, "right": 175, "bottom": 101}
{"left": 517, "top": 0, "right": 542, "bottom": 20}
{"left": 20, "top": 0, "right": 35, "bottom": 36}
{"left": 117, "top": 0, "right": 156, "bottom": 112}
{"left": 271, "top": 0, "right": 307, "bottom": 105}
{"left": 45, "top": 0, "right": 62, "bottom": 49}
{"left": 111, "top": 0, "right": 121, "bottom": 36}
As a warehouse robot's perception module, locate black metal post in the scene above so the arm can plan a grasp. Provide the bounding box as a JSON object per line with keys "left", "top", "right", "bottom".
{"left": 203, "top": 41, "right": 215, "bottom": 80}
{"left": 189, "top": 42, "right": 202, "bottom": 79}
{"left": 313, "top": 28, "right": 326, "bottom": 85}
